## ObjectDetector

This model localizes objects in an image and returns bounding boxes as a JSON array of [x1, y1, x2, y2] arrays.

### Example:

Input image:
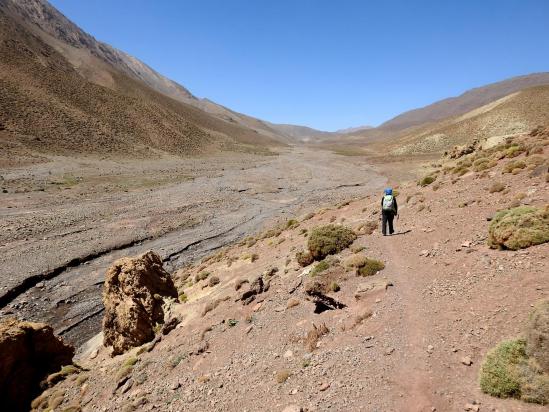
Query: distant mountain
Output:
[[379, 73, 549, 131], [265, 123, 336, 143], [336, 125, 373, 134]]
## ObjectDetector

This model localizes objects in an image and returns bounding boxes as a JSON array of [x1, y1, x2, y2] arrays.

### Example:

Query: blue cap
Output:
[[384, 188, 393, 195]]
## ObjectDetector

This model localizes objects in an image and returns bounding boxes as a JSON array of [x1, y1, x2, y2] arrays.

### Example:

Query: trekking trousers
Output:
[[382, 211, 395, 235]]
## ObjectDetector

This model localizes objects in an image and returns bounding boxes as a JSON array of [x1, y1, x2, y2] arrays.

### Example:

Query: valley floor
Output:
[[39, 143, 548, 412], [0, 147, 387, 346]]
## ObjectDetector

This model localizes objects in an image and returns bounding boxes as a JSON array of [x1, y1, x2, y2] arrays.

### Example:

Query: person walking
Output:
[[381, 188, 398, 235]]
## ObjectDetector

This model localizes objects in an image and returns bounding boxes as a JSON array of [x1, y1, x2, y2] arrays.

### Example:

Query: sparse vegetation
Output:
[[296, 250, 314, 267], [307, 224, 357, 260], [235, 278, 249, 290], [488, 205, 549, 250], [195, 271, 210, 282], [356, 258, 385, 277], [305, 323, 329, 352], [503, 160, 526, 174], [357, 220, 378, 235], [178, 292, 188, 303], [208, 276, 220, 287], [489, 182, 505, 193], [275, 369, 291, 383], [329, 281, 340, 292], [250, 253, 259, 262], [418, 174, 436, 187], [310, 260, 330, 276]]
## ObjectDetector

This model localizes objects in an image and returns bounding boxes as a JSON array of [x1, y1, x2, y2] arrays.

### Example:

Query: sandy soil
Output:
[[0, 147, 387, 346]]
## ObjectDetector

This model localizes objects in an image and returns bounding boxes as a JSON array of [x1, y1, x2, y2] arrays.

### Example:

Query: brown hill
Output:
[[381, 85, 549, 156], [379, 72, 549, 131]]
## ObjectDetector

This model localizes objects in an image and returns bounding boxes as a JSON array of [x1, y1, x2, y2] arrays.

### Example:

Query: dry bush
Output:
[[296, 250, 314, 267], [356, 258, 385, 277], [310, 259, 330, 276], [503, 160, 526, 174], [488, 205, 549, 250], [305, 323, 329, 352], [418, 175, 436, 187], [250, 253, 259, 262], [195, 271, 210, 282], [344, 254, 368, 269], [208, 276, 220, 287], [275, 369, 291, 383], [329, 281, 340, 292], [489, 182, 505, 193], [307, 224, 357, 260]]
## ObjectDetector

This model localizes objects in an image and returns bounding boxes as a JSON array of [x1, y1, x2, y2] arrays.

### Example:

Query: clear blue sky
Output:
[[49, 0, 549, 131]]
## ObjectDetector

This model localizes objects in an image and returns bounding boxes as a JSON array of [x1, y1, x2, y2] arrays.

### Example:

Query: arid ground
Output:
[[0, 147, 388, 346]]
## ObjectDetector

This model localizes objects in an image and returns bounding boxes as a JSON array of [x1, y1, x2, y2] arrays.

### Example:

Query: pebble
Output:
[[427, 345, 434, 354], [319, 382, 330, 391], [384, 347, 395, 355], [461, 356, 473, 366]]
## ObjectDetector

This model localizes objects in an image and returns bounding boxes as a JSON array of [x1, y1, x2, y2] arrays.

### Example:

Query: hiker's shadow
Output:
[[391, 229, 412, 236]]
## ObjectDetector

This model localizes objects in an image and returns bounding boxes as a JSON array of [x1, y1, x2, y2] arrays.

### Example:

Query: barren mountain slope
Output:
[[0, 5, 283, 166], [382, 85, 549, 156], [37, 129, 549, 412], [379, 72, 549, 131], [0, 0, 294, 143]]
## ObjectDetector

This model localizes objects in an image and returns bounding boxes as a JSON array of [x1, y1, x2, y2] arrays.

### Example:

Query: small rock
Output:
[[170, 380, 181, 390], [274, 305, 285, 312], [427, 345, 434, 354], [245, 325, 253, 334], [464, 403, 479, 411], [252, 302, 262, 312], [283, 350, 293, 359], [461, 356, 473, 366], [384, 347, 395, 355], [319, 382, 330, 391], [282, 405, 302, 412]]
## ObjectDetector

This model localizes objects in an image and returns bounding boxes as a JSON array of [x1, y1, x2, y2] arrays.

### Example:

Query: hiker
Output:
[[381, 188, 398, 235]]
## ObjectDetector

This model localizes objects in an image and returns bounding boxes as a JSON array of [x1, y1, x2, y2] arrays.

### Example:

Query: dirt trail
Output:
[[381, 235, 435, 411]]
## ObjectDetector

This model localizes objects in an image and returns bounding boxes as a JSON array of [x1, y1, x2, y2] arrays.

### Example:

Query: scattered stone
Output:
[[287, 298, 300, 309], [283, 350, 293, 358], [461, 356, 473, 366], [464, 403, 480, 411], [319, 382, 331, 391], [282, 405, 302, 412], [384, 347, 395, 355], [427, 345, 434, 354]]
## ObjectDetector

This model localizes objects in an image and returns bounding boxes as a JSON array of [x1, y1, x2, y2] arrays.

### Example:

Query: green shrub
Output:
[[178, 293, 188, 303], [526, 300, 549, 373], [418, 175, 436, 187], [208, 276, 220, 287], [488, 205, 549, 250], [307, 224, 357, 260], [356, 258, 385, 276], [310, 260, 330, 276], [480, 338, 549, 404], [505, 145, 525, 158], [480, 339, 527, 398], [329, 282, 340, 292]]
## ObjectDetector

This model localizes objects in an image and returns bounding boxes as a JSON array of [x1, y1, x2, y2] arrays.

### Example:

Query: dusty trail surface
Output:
[[0, 147, 386, 346]]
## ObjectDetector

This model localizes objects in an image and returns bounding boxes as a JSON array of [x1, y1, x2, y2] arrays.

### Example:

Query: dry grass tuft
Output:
[[489, 182, 505, 193], [275, 369, 291, 383], [296, 250, 314, 267], [305, 323, 329, 352]]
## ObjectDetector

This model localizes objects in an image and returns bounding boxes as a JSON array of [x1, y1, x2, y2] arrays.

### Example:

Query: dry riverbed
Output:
[[0, 147, 386, 347]]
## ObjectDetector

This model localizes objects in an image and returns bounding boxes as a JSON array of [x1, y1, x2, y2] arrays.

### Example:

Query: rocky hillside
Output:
[[0, 0, 285, 166], [19, 127, 548, 412], [379, 72, 549, 131]]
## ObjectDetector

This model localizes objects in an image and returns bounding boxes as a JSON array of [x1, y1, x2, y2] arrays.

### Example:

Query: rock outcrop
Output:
[[102, 251, 178, 355], [0, 318, 74, 412]]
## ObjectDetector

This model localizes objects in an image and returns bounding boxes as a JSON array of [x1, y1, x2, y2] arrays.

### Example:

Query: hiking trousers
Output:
[[382, 211, 395, 235]]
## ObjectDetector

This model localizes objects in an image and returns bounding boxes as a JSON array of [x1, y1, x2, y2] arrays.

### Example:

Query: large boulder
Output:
[[526, 299, 549, 373], [102, 251, 178, 355], [0, 318, 74, 412]]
